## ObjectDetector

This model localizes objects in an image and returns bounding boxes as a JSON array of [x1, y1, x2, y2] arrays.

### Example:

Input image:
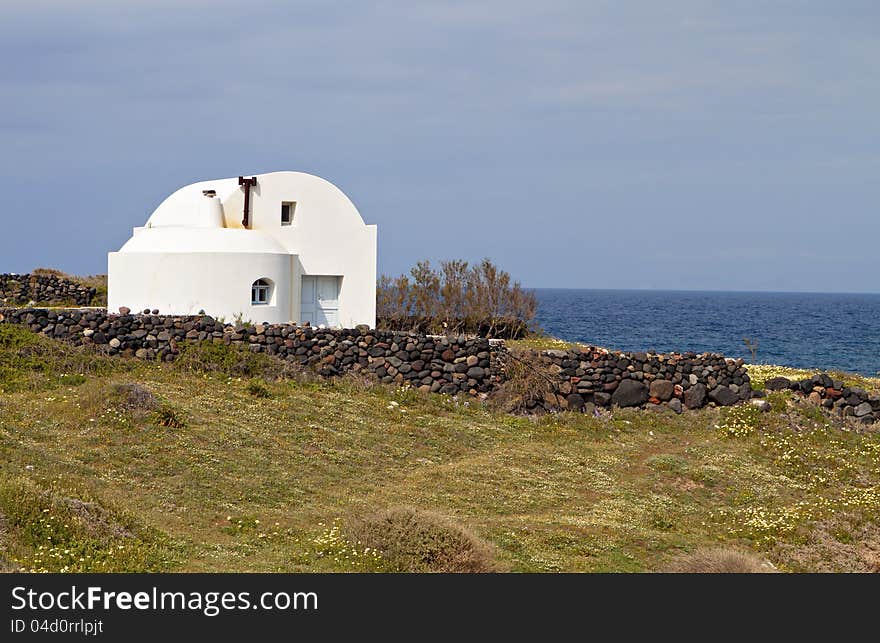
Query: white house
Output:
[[108, 171, 377, 327]]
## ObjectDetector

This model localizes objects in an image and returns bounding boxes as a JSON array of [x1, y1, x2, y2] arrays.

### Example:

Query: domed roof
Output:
[[145, 171, 366, 230], [118, 227, 288, 254]]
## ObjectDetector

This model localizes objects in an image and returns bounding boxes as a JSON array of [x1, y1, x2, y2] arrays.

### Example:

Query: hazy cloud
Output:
[[0, 0, 877, 291]]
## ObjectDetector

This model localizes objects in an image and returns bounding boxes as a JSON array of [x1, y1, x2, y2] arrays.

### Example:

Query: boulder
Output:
[[684, 383, 707, 409], [750, 399, 772, 412], [764, 377, 792, 391], [709, 385, 738, 406], [649, 379, 674, 401], [667, 398, 683, 414], [566, 393, 585, 411], [611, 380, 648, 408], [854, 402, 873, 418], [593, 392, 612, 407]]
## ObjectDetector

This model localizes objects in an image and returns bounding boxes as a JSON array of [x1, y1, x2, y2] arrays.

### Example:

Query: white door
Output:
[[300, 276, 340, 327]]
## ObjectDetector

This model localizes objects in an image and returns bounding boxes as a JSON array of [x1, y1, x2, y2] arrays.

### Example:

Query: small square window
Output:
[[281, 201, 296, 226]]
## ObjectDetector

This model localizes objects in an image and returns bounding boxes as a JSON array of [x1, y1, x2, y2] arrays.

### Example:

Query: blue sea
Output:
[[533, 289, 880, 376]]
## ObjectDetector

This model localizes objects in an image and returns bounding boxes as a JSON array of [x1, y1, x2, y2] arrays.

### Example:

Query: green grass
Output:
[[505, 335, 594, 352], [747, 363, 880, 391], [1, 325, 878, 572]]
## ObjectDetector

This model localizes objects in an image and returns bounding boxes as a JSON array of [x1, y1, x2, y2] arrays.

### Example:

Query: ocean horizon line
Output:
[[527, 286, 880, 297]]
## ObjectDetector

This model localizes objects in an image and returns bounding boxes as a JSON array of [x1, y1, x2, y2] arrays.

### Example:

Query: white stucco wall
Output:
[[108, 171, 377, 327], [108, 251, 292, 324]]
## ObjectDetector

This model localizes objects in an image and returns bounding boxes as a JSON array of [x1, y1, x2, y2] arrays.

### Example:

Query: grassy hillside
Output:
[[0, 324, 878, 572]]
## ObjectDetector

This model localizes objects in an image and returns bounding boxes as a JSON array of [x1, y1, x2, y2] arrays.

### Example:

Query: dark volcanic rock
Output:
[[764, 376, 792, 391], [611, 379, 648, 408], [684, 383, 707, 409], [649, 379, 675, 402], [593, 392, 612, 407], [709, 385, 738, 406], [566, 393, 585, 411]]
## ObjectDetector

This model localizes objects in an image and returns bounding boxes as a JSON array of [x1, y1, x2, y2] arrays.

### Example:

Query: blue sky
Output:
[[1, 1, 878, 292]]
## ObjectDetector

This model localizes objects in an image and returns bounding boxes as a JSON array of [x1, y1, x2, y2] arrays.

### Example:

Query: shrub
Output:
[[664, 548, 777, 573], [377, 258, 537, 338], [246, 379, 272, 398], [347, 507, 497, 573], [646, 454, 690, 475], [31, 267, 67, 278], [488, 349, 560, 414], [152, 405, 187, 429], [110, 383, 159, 412]]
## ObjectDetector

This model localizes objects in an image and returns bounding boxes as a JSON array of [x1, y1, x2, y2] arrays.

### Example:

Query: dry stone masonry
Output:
[[1, 307, 875, 424], [0, 273, 97, 307], [764, 374, 880, 426], [517, 347, 752, 414], [0, 308, 499, 395]]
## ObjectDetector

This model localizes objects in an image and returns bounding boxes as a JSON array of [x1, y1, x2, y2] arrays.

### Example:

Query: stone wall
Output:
[[764, 375, 880, 426], [0, 308, 500, 394], [0, 274, 97, 307], [3, 306, 874, 424], [515, 347, 752, 414], [0, 306, 755, 412]]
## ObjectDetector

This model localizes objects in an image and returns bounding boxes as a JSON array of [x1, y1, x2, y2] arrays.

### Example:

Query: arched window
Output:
[[251, 278, 272, 305]]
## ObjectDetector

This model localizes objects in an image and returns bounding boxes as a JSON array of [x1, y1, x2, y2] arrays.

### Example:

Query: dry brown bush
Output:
[[772, 522, 880, 572], [110, 383, 159, 412], [31, 267, 68, 278], [60, 497, 134, 540], [347, 506, 498, 573], [488, 349, 560, 414], [664, 548, 777, 573], [377, 258, 537, 338]]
